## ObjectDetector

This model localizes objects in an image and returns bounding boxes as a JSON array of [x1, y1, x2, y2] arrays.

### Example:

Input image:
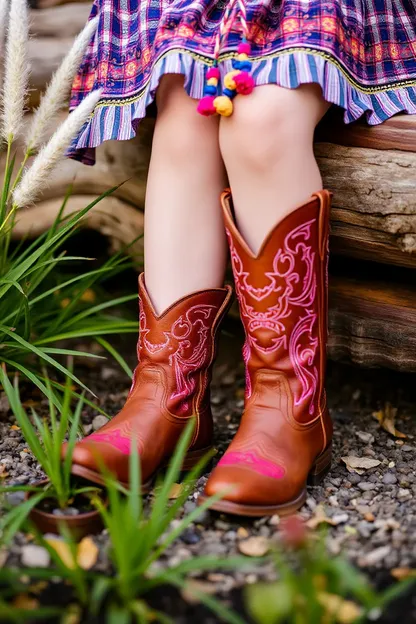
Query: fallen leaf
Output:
[[372, 403, 406, 439], [76, 537, 99, 570], [341, 456, 381, 475], [168, 483, 183, 499], [364, 512, 375, 522], [306, 505, 337, 529], [45, 537, 76, 569], [238, 536, 270, 557], [181, 579, 217, 604], [12, 594, 39, 610], [10, 425, 20, 431], [391, 567, 416, 581], [0, 465, 9, 479], [318, 592, 362, 624]]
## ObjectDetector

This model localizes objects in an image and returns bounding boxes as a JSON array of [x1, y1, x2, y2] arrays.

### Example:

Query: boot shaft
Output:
[[131, 274, 232, 418], [222, 191, 331, 423]]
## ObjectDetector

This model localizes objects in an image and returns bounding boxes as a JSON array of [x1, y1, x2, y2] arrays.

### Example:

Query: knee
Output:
[[219, 85, 323, 170], [155, 75, 219, 163]]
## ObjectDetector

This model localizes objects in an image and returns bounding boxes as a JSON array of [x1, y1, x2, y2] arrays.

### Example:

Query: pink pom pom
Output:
[[206, 67, 220, 80], [234, 72, 255, 95], [197, 95, 217, 116], [237, 42, 251, 55]]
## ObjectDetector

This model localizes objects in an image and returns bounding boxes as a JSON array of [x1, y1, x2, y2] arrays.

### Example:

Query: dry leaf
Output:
[[391, 567, 416, 581], [181, 579, 217, 604], [10, 425, 20, 431], [45, 537, 76, 569], [341, 456, 381, 475], [76, 537, 99, 570], [12, 594, 40, 610], [168, 483, 183, 499], [238, 536, 270, 557], [306, 505, 337, 529], [372, 403, 406, 439], [0, 465, 9, 479], [318, 592, 362, 624]]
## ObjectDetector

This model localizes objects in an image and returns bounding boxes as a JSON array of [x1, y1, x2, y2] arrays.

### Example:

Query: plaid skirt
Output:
[[68, 0, 416, 165]]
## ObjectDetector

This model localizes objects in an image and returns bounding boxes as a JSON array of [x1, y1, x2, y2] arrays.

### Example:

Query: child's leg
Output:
[[145, 75, 228, 314], [219, 83, 330, 253]]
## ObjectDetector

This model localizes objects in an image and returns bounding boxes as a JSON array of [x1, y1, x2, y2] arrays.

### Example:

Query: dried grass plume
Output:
[[0, 0, 9, 84], [1, 0, 30, 141], [13, 89, 102, 208], [26, 16, 99, 152]]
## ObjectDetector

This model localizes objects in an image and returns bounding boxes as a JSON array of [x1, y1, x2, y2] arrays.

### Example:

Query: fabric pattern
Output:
[[68, 0, 416, 164]]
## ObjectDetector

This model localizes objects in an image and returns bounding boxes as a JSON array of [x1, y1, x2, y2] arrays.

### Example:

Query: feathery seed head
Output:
[[1, 0, 30, 142], [13, 89, 102, 207], [26, 16, 99, 151]]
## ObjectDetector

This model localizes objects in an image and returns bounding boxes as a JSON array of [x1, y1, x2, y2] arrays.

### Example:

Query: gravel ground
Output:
[[1, 328, 415, 620]]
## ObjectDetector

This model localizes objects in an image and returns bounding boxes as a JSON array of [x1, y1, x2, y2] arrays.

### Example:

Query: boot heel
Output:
[[308, 444, 332, 486], [181, 445, 214, 472]]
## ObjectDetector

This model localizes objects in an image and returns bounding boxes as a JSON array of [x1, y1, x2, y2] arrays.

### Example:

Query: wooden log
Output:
[[317, 108, 416, 153], [30, 4, 90, 38], [328, 276, 416, 372], [317, 143, 416, 268]]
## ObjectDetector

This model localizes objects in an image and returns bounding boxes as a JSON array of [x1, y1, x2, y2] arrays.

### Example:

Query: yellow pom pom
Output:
[[214, 95, 233, 117], [238, 53, 248, 61], [224, 70, 240, 90], [207, 77, 218, 86]]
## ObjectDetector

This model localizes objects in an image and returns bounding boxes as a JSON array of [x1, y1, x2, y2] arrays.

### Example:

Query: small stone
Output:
[[358, 482, 377, 492], [359, 546, 391, 567], [356, 431, 375, 445], [6, 491, 25, 507], [92, 415, 108, 431], [184, 501, 197, 514], [331, 513, 349, 525], [306, 497, 317, 511], [382, 472, 397, 485], [21, 545, 50, 568], [214, 520, 229, 531], [401, 445, 414, 452], [328, 496, 339, 507], [52, 507, 79, 517], [348, 473, 362, 485], [398, 488, 411, 498], [180, 529, 200, 545], [238, 536, 270, 557], [237, 527, 249, 539], [269, 515, 280, 526]]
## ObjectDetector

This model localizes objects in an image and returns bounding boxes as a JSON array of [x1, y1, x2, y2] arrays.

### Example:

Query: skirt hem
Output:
[[67, 49, 416, 165]]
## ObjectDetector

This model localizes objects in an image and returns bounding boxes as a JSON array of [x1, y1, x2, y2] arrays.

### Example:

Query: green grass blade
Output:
[[96, 337, 134, 378]]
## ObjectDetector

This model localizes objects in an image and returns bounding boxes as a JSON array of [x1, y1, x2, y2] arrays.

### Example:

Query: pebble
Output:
[[359, 545, 391, 567], [92, 415, 109, 431], [21, 545, 50, 568], [382, 472, 397, 485], [356, 431, 375, 445], [180, 529, 201, 545], [52, 507, 79, 517], [358, 482, 378, 491]]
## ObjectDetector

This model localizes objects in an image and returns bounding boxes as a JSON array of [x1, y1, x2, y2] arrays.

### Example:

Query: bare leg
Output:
[[219, 83, 330, 254], [145, 75, 227, 314]]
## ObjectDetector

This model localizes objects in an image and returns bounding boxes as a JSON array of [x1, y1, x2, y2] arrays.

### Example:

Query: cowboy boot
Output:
[[202, 190, 332, 516], [65, 274, 232, 489]]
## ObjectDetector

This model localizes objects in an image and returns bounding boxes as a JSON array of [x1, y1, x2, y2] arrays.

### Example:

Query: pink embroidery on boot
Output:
[[87, 430, 135, 455], [226, 218, 319, 412], [138, 301, 218, 414], [218, 451, 286, 479]]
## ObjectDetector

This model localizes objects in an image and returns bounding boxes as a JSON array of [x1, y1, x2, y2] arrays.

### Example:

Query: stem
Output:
[[10, 148, 32, 196], [0, 137, 12, 223]]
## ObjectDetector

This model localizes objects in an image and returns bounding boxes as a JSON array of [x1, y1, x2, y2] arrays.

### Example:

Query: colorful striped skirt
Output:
[[68, 0, 416, 165]]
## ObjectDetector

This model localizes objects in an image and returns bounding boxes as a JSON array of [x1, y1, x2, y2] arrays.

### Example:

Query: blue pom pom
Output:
[[238, 61, 252, 71], [223, 88, 236, 98], [204, 85, 217, 96], [232, 60, 242, 70]]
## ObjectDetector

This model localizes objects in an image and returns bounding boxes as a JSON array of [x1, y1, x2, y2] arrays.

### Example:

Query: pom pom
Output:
[[237, 53, 249, 61], [224, 70, 240, 90], [204, 84, 217, 96], [238, 42, 251, 55], [232, 59, 242, 70], [223, 87, 236, 98], [207, 77, 218, 87], [206, 67, 220, 80], [197, 96, 217, 116], [214, 95, 233, 117], [234, 71, 255, 95], [238, 60, 252, 72]]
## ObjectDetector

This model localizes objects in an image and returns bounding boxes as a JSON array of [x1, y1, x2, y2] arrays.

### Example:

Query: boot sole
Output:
[[198, 444, 332, 517], [70, 445, 213, 494]]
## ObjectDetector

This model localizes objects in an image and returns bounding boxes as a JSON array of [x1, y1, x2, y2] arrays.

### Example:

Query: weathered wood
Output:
[[30, 0, 89, 9], [317, 143, 416, 268], [30, 4, 90, 38], [29, 37, 73, 96], [316, 109, 416, 153], [12, 195, 145, 261], [328, 276, 416, 372]]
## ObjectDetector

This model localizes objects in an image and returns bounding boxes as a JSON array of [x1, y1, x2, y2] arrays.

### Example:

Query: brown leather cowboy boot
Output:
[[201, 190, 332, 516], [65, 274, 232, 489]]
